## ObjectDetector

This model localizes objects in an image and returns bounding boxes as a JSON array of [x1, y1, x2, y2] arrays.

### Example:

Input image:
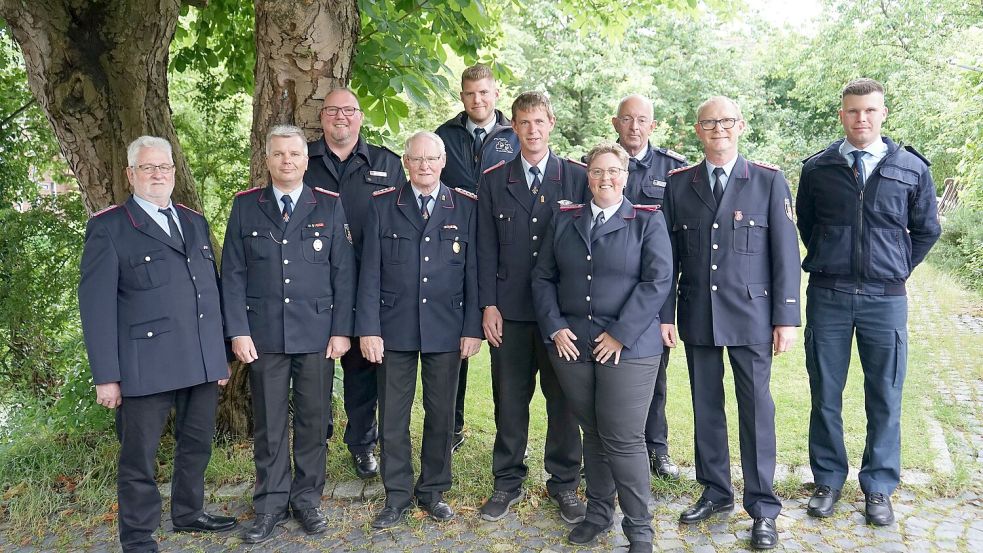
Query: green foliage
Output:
[[928, 207, 983, 292]]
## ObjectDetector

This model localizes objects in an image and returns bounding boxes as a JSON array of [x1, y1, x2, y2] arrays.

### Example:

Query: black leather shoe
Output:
[[418, 499, 454, 522], [567, 520, 613, 545], [750, 517, 778, 550], [241, 511, 287, 544], [371, 505, 409, 529], [451, 430, 466, 453], [806, 485, 841, 518], [649, 451, 680, 480], [678, 497, 734, 524], [628, 541, 654, 553], [172, 512, 238, 533], [294, 507, 327, 535], [865, 492, 895, 526], [352, 451, 379, 479]]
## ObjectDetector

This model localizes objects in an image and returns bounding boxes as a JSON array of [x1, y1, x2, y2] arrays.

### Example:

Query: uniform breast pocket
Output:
[[242, 228, 273, 260], [673, 219, 701, 257], [874, 166, 917, 216], [382, 228, 411, 264], [639, 183, 665, 204], [301, 228, 330, 263], [200, 245, 216, 266], [495, 208, 516, 245], [128, 250, 170, 289], [733, 213, 768, 255], [440, 229, 467, 265]]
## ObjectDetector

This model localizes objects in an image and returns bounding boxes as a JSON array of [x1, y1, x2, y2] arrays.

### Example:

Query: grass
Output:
[[2, 261, 981, 542]]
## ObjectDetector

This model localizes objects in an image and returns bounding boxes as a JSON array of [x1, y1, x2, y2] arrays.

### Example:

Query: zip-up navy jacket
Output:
[[797, 137, 941, 296], [435, 109, 519, 192]]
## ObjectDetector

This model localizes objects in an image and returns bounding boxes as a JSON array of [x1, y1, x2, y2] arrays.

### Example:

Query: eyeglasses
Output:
[[322, 106, 360, 117], [698, 118, 740, 130], [133, 163, 176, 175], [588, 167, 628, 179], [617, 116, 651, 126], [405, 155, 443, 165]]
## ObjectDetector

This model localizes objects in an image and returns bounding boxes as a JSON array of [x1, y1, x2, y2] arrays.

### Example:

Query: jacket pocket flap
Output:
[[879, 165, 919, 185], [496, 208, 515, 220], [439, 229, 469, 242], [200, 246, 215, 260], [382, 228, 410, 240], [640, 184, 666, 198], [129, 249, 165, 267], [452, 293, 464, 309], [747, 283, 770, 298], [302, 228, 329, 239], [733, 213, 769, 228], [241, 227, 268, 239], [130, 317, 172, 339], [316, 295, 334, 312], [380, 291, 397, 307], [673, 218, 700, 232]]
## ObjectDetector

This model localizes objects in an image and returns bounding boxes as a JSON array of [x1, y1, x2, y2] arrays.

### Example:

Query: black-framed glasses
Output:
[[321, 106, 360, 117], [588, 167, 628, 179], [698, 118, 740, 130], [133, 163, 176, 175]]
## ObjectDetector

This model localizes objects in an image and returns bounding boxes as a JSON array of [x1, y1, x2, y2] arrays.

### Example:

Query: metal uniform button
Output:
[[586, 255, 591, 261], [282, 239, 288, 244], [284, 298, 290, 303], [251, 231, 258, 236], [750, 220, 755, 226], [424, 256, 430, 262], [422, 298, 427, 304], [283, 259, 289, 264], [285, 278, 290, 284], [199, 313, 204, 318], [711, 285, 718, 291], [532, 235, 538, 241], [187, 258, 191, 263], [587, 315, 592, 320], [422, 277, 428, 282], [682, 224, 688, 230], [197, 294, 201, 299], [712, 244, 719, 250], [147, 331, 153, 338], [314, 231, 320, 237], [192, 276, 196, 281], [532, 217, 538, 223], [392, 233, 397, 238], [532, 252, 538, 257], [586, 296, 591, 301], [713, 223, 719, 229], [425, 237, 430, 242], [144, 256, 151, 262], [712, 264, 718, 270], [587, 275, 592, 280]]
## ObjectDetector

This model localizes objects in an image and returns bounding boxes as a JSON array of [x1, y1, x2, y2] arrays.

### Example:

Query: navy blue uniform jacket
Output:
[[435, 109, 519, 192], [78, 197, 228, 397], [531, 200, 673, 360], [624, 142, 688, 206], [477, 153, 589, 321], [221, 184, 356, 354], [659, 157, 802, 346], [305, 137, 406, 263], [796, 137, 941, 296], [355, 183, 482, 353]]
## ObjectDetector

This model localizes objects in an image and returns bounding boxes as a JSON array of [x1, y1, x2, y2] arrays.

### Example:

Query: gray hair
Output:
[[265, 124, 308, 156], [696, 95, 744, 121], [403, 131, 446, 156], [585, 141, 629, 169], [616, 94, 654, 117], [127, 136, 172, 167]]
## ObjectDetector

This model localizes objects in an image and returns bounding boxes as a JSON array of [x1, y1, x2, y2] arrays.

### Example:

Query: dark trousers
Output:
[[116, 381, 217, 553], [489, 319, 582, 495], [339, 342, 379, 454], [686, 343, 781, 519], [454, 358, 469, 433], [250, 352, 333, 514], [805, 285, 908, 495], [378, 349, 460, 508], [549, 350, 659, 544], [644, 346, 672, 455]]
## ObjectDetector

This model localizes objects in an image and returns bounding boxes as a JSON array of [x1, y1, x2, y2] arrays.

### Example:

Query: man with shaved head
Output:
[[610, 93, 687, 479], [305, 87, 406, 481], [660, 96, 801, 550]]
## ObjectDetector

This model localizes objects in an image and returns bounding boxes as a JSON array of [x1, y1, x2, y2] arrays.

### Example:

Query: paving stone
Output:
[[331, 480, 363, 500]]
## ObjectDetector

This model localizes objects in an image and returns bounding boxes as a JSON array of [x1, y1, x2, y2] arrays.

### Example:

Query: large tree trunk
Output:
[[0, 0, 202, 214], [215, 0, 360, 437]]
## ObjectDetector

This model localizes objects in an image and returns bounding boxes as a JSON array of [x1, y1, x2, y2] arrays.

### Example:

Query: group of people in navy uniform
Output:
[[79, 69, 939, 552]]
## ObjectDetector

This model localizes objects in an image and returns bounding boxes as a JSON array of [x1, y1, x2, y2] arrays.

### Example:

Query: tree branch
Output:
[[182, 0, 208, 8], [0, 98, 37, 131]]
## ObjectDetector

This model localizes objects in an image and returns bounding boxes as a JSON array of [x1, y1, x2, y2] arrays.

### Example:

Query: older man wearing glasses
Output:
[[356, 131, 482, 529], [659, 96, 801, 550]]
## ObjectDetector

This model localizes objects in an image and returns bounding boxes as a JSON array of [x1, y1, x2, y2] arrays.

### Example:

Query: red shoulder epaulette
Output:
[[567, 158, 587, 168], [559, 203, 585, 212], [235, 186, 263, 197], [452, 187, 478, 200], [483, 160, 507, 174], [313, 186, 340, 197], [372, 186, 397, 197], [176, 203, 202, 216], [92, 204, 120, 217], [633, 204, 661, 212], [667, 164, 697, 177], [664, 149, 686, 163], [751, 160, 781, 171]]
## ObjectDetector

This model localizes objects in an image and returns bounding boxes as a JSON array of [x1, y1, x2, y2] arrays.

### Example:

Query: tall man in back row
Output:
[[610, 93, 688, 479], [435, 64, 519, 451], [306, 87, 406, 479], [476, 91, 586, 524], [660, 96, 801, 550], [79, 136, 237, 552], [797, 78, 941, 526]]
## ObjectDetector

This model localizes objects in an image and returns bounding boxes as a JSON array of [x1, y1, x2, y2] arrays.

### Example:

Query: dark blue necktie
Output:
[[591, 211, 605, 240], [281, 195, 293, 223], [158, 207, 184, 246], [529, 165, 542, 197], [851, 150, 866, 189], [473, 127, 486, 161], [419, 194, 432, 220]]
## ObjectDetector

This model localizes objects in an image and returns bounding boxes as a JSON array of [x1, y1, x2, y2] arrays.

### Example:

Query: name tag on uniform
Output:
[[652, 179, 666, 187], [313, 239, 323, 252], [369, 170, 388, 177]]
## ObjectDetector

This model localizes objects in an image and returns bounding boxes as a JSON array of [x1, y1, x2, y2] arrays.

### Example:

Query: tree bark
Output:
[[0, 0, 203, 214], [249, 0, 359, 187]]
